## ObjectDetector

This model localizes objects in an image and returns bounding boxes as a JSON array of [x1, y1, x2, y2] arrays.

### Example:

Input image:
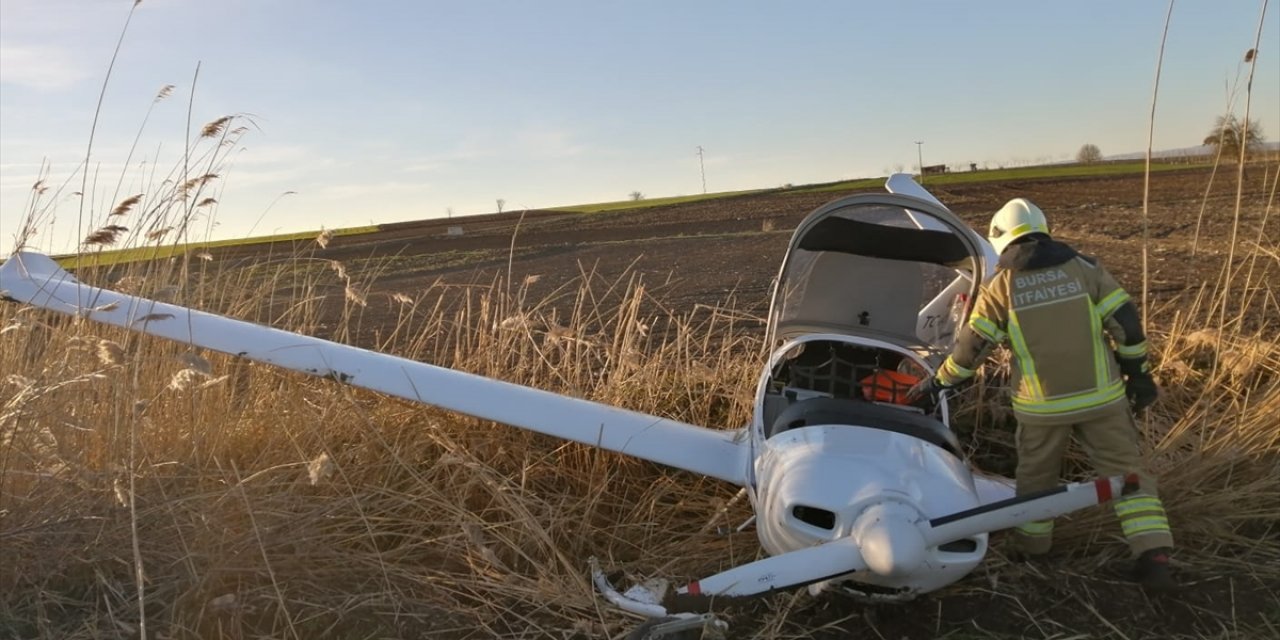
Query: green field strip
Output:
[[546, 188, 770, 214], [791, 161, 1210, 194], [50, 161, 1213, 268], [54, 224, 381, 268]]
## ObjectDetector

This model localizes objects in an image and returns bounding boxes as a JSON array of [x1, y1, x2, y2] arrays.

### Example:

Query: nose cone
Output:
[[851, 502, 927, 578]]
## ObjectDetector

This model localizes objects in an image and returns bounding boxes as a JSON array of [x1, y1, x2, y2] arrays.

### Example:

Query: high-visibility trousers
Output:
[[1011, 400, 1174, 556]]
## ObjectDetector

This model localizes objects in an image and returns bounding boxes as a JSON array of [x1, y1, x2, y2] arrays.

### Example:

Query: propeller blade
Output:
[[593, 537, 867, 616], [926, 474, 1139, 546], [667, 535, 866, 611]]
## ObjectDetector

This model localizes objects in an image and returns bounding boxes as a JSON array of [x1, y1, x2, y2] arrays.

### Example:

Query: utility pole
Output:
[[696, 146, 707, 194], [914, 141, 925, 184]]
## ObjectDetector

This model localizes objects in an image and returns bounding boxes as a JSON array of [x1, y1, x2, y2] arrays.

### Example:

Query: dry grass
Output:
[[0, 255, 765, 639], [2, 234, 1279, 638], [4, 113, 1280, 635], [2, 5, 1276, 630]]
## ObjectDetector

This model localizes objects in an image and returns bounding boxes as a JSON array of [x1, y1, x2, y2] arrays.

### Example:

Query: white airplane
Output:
[[0, 176, 1138, 637]]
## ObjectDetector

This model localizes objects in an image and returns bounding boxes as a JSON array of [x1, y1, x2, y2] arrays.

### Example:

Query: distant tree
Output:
[[629, 191, 645, 201], [1076, 143, 1103, 164], [1204, 115, 1266, 161], [496, 198, 505, 213]]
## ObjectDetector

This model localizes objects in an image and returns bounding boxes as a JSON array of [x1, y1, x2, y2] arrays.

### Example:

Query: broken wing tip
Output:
[[3, 251, 72, 282]]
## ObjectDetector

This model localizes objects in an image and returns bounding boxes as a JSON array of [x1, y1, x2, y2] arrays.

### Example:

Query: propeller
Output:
[[596, 474, 1137, 616], [925, 474, 1139, 546], [593, 536, 868, 617]]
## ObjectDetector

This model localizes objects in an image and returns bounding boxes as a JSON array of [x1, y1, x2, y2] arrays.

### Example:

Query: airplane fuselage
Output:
[[751, 426, 987, 597], [745, 334, 988, 598]]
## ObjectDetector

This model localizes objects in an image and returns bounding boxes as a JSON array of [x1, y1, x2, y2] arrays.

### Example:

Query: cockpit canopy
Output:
[[767, 193, 990, 359]]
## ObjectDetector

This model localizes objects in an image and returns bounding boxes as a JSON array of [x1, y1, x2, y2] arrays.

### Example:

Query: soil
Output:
[[180, 166, 1280, 638], [212, 165, 1276, 335], [731, 557, 1280, 639]]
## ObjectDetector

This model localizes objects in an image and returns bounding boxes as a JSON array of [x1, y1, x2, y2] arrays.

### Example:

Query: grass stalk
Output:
[[1141, 0, 1176, 321]]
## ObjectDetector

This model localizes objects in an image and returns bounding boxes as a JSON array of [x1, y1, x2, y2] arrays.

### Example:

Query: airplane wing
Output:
[[0, 252, 750, 485]]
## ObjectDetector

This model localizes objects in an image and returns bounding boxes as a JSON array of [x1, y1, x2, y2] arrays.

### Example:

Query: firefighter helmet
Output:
[[988, 198, 1050, 255]]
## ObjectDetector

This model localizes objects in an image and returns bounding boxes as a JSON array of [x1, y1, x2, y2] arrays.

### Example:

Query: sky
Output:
[[0, 0, 1276, 256]]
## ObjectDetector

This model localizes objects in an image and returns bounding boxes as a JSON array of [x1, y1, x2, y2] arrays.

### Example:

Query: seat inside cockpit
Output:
[[762, 339, 961, 455]]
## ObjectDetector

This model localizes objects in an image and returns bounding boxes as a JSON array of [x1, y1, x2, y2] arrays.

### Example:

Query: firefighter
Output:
[[908, 198, 1175, 592]]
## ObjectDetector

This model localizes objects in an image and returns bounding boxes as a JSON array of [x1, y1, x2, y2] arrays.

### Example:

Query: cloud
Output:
[[402, 160, 446, 174], [313, 180, 431, 200], [0, 44, 91, 90], [514, 127, 588, 159]]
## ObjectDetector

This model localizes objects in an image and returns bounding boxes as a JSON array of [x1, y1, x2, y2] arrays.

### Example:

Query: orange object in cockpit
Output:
[[860, 370, 920, 404]]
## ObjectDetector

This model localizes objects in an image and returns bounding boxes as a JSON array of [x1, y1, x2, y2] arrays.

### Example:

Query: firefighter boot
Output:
[[1133, 547, 1176, 593]]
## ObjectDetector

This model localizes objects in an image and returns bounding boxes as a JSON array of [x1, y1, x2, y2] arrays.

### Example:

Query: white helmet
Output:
[[988, 198, 1049, 255]]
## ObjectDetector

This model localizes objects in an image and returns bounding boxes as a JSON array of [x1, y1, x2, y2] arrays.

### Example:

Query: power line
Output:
[[696, 146, 707, 194], [914, 141, 925, 184]]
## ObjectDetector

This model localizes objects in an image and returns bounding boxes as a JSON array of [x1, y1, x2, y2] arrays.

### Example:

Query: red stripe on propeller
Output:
[[1094, 478, 1113, 503]]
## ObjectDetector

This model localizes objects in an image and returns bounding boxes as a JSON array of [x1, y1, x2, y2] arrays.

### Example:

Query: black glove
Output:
[[906, 377, 947, 412], [1126, 373, 1158, 413], [1117, 355, 1150, 378]]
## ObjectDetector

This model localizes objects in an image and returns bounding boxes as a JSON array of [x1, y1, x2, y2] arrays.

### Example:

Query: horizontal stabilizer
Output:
[[885, 173, 999, 272], [885, 172, 947, 209]]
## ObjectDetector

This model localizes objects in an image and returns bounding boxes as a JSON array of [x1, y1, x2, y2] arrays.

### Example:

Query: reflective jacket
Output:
[[937, 237, 1149, 425]]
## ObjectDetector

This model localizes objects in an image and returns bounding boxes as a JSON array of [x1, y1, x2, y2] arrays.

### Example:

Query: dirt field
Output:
[[212, 165, 1275, 335], [10, 166, 1274, 639], [193, 166, 1278, 638]]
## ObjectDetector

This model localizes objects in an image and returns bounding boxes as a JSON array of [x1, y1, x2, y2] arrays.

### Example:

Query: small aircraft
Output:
[[0, 176, 1137, 637]]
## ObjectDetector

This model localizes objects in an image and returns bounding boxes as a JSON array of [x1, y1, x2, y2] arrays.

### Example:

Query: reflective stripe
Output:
[[1016, 520, 1054, 536], [939, 356, 976, 386], [969, 315, 1006, 343], [1011, 380, 1126, 415], [1114, 496, 1164, 517], [1115, 493, 1171, 539], [1009, 290, 1124, 415], [1012, 381, 1126, 414], [1008, 222, 1049, 238], [1000, 269, 1130, 417], [1116, 341, 1148, 358], [1005, 308, 1045, 401], [1089, 298, 1110, 390], [1096, 288, 1130, 319], [1120, 515, 1171, 537]]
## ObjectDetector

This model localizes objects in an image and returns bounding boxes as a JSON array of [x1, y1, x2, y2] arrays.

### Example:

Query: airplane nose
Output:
[[850, 502, 927, 578]]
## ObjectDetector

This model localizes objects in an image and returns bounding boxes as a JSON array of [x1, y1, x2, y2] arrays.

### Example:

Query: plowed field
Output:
[[215, 165, 1274, 333], [59, 165, 1276, 639]]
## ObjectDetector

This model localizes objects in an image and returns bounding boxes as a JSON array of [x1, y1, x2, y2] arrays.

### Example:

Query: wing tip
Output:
[[1, 251, 75, 290]]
